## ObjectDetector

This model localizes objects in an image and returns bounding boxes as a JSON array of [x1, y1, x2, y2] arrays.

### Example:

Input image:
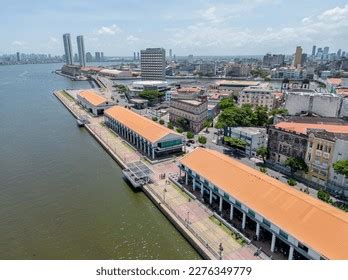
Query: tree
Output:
[[270, 108, 288, 116], [253, 106, 269, 126], [333, 160, 348, 177], [152, 116, 158, 121], [203, 119, 211, 132], [167, 122, 174, 129], [285, 157, 308, 174], [287, 178, 297, 186], [219, 97, 235, 110], [176, 127, 184, 133], [176, 117, 190, 131], [256, 146, 269, 162], [317, 189, 332, 203], [198, 136, 207, 145], [224, 136, 247, 149], [139, 90, 164, 103], [159, 119, 165, 125], [186, 131, 194, 140]]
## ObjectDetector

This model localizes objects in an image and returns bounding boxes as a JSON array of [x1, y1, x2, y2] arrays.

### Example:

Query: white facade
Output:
[[129, 80, 169, 97], [225, 127, 267, 157], [238, 83, 275, 110], [328, 139, 348, 197], [284, 89, 342, 117]]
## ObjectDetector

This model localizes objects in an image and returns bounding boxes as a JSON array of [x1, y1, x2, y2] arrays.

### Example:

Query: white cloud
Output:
[[49, 37, 58, 43], [126, 35, 139, 42], [12, 40, 26, 46], [169, 4, 348, 54], [97, 24, 121, 35]]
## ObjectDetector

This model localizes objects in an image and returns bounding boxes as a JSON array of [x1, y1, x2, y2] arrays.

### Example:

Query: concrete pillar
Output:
[[152, 148, 155, 159], [209, 189, 213, 204], [242, 212, 246, 229], [219, 196, 223, 212], [192, 179, 196, 191], [229, 204, 234, 221], [271, 233, 276, 252], [185, 172, 188, 185], [288, 245, 294, 260], [147, 144, 150, 157], [200, 184, 204, 196], [256, 222, 260, 240]]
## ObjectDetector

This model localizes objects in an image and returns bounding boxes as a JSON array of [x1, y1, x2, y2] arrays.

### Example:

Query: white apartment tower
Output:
[[140, 48, 166, 80]]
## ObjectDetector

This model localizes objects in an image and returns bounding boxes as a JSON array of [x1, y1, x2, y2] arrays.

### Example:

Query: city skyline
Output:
[[1, 0, 348, 56]]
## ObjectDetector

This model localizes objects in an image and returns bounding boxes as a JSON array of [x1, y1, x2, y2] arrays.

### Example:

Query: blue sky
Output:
[[1, 0, 348, 56]]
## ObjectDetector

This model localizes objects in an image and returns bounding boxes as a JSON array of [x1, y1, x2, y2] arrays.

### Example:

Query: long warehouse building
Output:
[[179, 148, 348, 260], [104, 106, 184, 159]]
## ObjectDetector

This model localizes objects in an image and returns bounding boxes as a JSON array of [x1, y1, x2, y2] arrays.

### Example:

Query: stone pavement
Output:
[[55, 90, 263, 260]]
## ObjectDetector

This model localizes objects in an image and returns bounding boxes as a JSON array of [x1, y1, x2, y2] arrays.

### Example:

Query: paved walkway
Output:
[[55, 90, 263, 260]]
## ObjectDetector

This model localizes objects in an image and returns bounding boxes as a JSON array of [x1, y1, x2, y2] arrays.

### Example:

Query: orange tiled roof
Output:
[[180, 148, 348, 259], [327, 78, 342, 87], [105, 106, 182, 143], [275, 122, 348, 135], [78, 90, 107, 106]]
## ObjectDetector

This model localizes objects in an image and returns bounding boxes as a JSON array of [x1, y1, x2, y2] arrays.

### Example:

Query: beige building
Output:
[[169, 98, 208, 133], [237, 83, 275, 110], [294, 46, 303, 68]]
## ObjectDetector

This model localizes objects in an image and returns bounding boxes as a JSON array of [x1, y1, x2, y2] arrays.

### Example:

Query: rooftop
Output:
[[104, 106, 182, 143], [275, 122, 348, 135], [78, 90, 107, 106], [132, 80, 168, 87], [180, 148, 348, 260], [177, 87, 203, 94], [216, 80, 260, 87]]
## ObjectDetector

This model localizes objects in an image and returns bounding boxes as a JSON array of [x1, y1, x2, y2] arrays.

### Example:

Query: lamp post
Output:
[[219, 243, 224, 260], [163, 187, 167, 202]]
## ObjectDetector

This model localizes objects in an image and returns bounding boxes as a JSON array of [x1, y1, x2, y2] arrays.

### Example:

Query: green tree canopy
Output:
[[186, 131, 194, 139], [139, 90, 164, 102], [285, 157, 308, 174], [270, 108, 288, 116], [333, 160, 348, 177], [219, 97, 235, 110], [198, 136, 207, 145], [256, 146, 269, 162], [167, 122, 174, 129], [224, 136, 247, 149], [159, 119, 165, 125]]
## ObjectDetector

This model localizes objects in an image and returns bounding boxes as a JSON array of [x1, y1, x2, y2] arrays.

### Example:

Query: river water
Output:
[[0, 63, 200, 259]]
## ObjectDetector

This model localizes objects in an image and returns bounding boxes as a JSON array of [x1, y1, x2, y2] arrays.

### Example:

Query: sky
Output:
[[1, 0, 348, 56]]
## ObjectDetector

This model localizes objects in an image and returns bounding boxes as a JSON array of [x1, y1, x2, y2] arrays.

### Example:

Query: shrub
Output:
[[176, 127, 184, 133], [259, 167, 267, 174], [159, 119, 165, 125], [186, 131, 194, 139], [198, 136, 207, 145], [152, 116, 158, 122], [167, 122, 174, 129], [287, 178, 297, 186]]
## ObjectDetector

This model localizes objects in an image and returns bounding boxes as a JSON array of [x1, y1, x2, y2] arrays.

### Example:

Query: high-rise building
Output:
[[140, 48, 166, 80], [324, 46, 330, 55], [16, 52, 20, 62], [137, 52, 140, 61], [101, 52, 104, 61], [294, 46, 302, 67], [337, 49, 342, 58], [95, 52, 101, 62], [312, 45, 316, 57], [76, 35, 86, 67], [86, 52, 93, 62], [133, 52, 136, 61], [169, 49, 172, 59], [301, 53, 308, 66], [74, 53, 78, 63], [63, 33, 73, 65]]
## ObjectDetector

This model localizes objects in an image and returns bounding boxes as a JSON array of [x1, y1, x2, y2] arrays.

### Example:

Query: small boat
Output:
[[77, 117, 89, 127]]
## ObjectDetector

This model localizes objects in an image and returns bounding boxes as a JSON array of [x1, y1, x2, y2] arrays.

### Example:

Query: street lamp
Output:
[[163, 187, 167, 202], [219, 243, 224, 260], [186, 211, 190, 226]]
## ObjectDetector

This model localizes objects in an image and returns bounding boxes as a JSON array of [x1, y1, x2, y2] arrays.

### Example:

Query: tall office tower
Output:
[[323, 46, 330, 55], [76, 35, 86, 67], [95, 52, 101, 62], [301, 53, 308, 66], [133, 52, 136, 61], [16, 52, 20, 62], [63, 33, 73, 65], [74, 53, 78, 63], [169, 49, 172, 59], [101, 52, 104, 61], [294, 46, 303, 67], [137, 52, 140, 60], [337, 49, 342, 58], [86, 52, 93, 62], [140, 48, 166, 80], [312, 45, 316, 57], [342, 51, 346, 58]]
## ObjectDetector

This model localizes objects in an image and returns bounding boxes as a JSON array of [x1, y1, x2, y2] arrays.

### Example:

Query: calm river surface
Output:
[[0, 63, 200, 259]]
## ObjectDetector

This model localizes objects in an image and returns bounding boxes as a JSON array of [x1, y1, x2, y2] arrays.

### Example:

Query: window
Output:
[[236, 200, 242, 207], [248, 209, 255, 217], [263, 219, 271, 227], [279, 230, 288, 240], [224, 193, 229, 200], [298, 242, 308, 253]]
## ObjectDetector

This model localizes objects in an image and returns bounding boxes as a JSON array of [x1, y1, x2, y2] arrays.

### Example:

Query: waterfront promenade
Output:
[[54, 90, 263, 260]]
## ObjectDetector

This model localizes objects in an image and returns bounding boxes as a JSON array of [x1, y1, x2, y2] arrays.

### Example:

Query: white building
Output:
[[77, 90, 112, 116], [129, 80, 169, 97], [238, 83, 275, 110], [99, 69, 132, 78], [224, 127, 267, 157], [140, 48, 166, 80], [284, 89, 342, 117]]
